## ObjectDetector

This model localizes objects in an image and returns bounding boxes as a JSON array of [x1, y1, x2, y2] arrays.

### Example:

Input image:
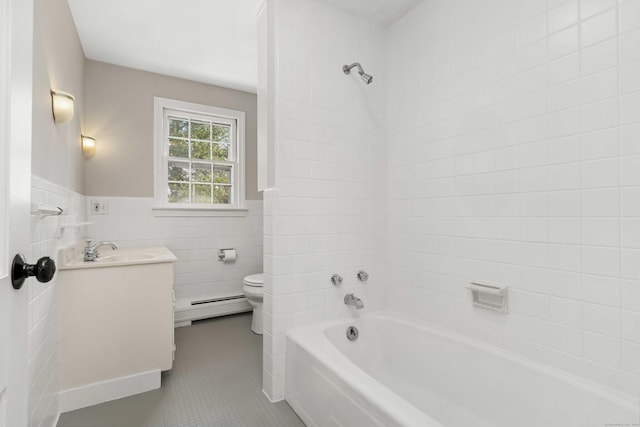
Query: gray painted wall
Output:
[[32, 0, 85, 193], [84, 60, 261, 199], [29, 0, 85, 424]]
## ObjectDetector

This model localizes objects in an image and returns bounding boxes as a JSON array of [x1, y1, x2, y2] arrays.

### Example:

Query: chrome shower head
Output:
[[343, 62, 373, 85]]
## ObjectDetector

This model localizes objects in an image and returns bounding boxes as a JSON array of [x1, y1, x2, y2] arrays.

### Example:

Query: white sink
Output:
[[59, 246, 177, 270], [97, 253, 157, 264]]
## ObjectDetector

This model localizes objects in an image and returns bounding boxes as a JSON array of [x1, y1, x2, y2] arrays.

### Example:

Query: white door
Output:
[[0, 0, 35, 425]]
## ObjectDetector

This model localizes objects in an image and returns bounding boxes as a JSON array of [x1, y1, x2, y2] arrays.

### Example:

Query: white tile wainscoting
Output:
[[30, 175, 86, 427], [85, 198, 263, 306]]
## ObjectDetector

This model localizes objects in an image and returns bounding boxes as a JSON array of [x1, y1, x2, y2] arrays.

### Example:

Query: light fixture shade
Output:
[[51, 90, 75, 124], [81, 135, 96, 158]]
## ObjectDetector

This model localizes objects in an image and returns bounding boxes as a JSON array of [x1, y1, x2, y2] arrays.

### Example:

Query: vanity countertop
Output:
[[59, 245, 177, 270]]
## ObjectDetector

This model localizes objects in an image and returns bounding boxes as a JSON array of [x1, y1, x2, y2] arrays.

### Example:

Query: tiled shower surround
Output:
[[263, 0, 640, 402], [387, 0, 640, 397]]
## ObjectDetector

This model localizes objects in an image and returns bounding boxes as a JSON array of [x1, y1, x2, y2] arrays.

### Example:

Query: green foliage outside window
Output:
[[167, 116, 233, 204]]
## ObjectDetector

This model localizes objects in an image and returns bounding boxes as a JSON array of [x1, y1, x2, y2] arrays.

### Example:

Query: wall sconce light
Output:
[[51, 90, 75, 124], [81, 135, 96, 158]]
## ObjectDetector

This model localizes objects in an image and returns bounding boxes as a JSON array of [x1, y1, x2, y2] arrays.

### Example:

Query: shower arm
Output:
[[343, 63, 365, 75]]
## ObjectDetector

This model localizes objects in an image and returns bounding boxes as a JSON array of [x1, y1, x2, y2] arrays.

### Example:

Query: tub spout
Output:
[[344, 293, 364, 309]]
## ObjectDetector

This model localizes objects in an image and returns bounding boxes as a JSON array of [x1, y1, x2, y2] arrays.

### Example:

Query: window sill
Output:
[[152, 206, 249, 217]]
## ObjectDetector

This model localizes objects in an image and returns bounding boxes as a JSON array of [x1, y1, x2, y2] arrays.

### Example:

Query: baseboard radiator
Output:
[[174, 291, 251, 327]]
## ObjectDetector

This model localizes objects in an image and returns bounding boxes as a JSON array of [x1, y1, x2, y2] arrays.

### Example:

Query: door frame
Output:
[[0, 0, 9, 419], [0, 0, 35, 425]]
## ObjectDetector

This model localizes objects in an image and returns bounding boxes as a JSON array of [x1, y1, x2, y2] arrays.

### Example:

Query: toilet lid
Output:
[[243, 273, 264, 286]]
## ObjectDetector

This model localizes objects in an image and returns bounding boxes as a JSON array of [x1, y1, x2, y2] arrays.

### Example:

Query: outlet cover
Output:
[[90, 200, 108, 215]]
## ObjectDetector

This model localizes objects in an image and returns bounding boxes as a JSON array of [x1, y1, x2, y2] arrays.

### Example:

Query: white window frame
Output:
[[153, 97, 246, 216]]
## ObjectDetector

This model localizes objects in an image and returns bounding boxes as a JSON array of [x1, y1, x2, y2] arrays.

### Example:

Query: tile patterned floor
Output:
[[57, 314, 305, 427]]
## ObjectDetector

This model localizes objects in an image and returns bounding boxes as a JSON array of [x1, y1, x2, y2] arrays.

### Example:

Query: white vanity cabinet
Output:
[[58, 246, 176, 411]]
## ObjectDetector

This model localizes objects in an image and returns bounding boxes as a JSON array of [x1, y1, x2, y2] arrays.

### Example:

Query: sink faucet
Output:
[[84, 239, 118, 261], [344, 293, 364, 310]]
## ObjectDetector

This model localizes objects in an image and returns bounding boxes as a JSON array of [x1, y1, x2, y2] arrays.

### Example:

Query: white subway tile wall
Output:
[[86, 198, 263, 301], [29, 175, 86, 427], [387, 0, 640, 397], [263, 0, 388, 400]]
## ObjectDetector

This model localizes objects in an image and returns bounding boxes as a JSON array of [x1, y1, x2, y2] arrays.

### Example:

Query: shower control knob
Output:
[[11, 254, 56, 290], [330, 274, 343, 286]]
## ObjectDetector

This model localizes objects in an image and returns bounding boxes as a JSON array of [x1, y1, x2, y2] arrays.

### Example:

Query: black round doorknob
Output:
[[11, 254, 56, 290]]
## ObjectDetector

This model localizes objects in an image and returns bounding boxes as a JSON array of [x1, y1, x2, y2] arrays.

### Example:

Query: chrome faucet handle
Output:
[[83, 238, 98, 261], [331, 274, 343, 286], [357, 270, 369, 282]]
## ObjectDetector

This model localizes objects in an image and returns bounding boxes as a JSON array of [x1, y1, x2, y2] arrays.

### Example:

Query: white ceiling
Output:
[[317, 0, 423, 27], [66, 0, 260, 93], [66, 0, 422, 94]]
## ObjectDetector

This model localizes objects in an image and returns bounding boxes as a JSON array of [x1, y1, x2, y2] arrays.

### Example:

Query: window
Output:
[[154, 98, 246, 215]]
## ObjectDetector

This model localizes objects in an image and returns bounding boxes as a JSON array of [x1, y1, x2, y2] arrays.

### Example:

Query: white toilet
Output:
[[243, 273, 264, 334]]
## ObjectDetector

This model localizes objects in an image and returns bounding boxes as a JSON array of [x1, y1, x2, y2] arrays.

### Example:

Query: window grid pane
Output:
[[191, 141, 211, 160], [192, 183, 212, 204], [213, 185, 231, 204], [191, 120, 211, 141], [169, 139, 188, 158], [168, 182, 190, 203], [213, 165, 232, 184], [168, 117, 189, 138], [191, 162, 212, 183], [212, 143, 230, 161]]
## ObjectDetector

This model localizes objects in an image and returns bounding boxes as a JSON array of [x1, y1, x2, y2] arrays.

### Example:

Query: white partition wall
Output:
[[261, 0, 388, 401]]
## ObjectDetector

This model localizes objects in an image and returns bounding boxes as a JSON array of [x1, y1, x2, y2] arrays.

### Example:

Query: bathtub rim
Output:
[[286, 310, 639, 424], [286, 312, 443, 427]]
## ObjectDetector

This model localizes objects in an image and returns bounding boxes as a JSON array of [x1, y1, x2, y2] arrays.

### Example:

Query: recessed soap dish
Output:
[[466, 281, 508, 314]]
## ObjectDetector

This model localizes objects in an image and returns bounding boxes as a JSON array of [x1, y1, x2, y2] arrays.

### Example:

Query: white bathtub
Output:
[[286, 311, 639, 427]]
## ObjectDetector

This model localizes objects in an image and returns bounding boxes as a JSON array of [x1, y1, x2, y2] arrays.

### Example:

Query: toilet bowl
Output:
[[243, 273, 264, 334]]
